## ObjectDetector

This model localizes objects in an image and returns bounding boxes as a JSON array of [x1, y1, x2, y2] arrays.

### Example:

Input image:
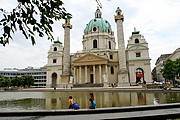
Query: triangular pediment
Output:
[[73, 54, 108, 66]]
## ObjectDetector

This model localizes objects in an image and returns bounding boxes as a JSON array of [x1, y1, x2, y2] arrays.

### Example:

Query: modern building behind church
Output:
[[45, 7, 152, 88]]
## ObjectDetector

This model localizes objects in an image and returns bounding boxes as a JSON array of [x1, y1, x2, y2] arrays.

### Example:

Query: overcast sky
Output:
[[0, 0, 180, 70]]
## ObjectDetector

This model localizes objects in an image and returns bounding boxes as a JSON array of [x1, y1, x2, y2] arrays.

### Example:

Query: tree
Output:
[[0, 75, 10, 87], [161, 59, 180, 86], [21, 75, 34, 87], [174, 58, 180, 80], [10, 76, 23, 87], [0, 0, 72, 46]]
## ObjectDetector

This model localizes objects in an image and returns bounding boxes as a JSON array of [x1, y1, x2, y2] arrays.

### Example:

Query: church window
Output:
[[110, 55, 113, 59], [93, 40, 97, 48], [54, 47, 57, 51], [136, 53, 141, 57], [53, 59, 57, 63], [111, 67, 114, 74], [135, 38, 139, 43], [93, 27, 97, 32], [107, 28, 110, 33], [109, 41, 111, 49]]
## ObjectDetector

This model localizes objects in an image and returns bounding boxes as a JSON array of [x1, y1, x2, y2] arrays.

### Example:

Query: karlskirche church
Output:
[[45, 7, 152, 88]]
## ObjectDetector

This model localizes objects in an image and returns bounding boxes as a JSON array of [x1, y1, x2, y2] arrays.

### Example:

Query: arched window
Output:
[[93, 40, 97, 48], [93, 27, 97, 32], [107, 28, 110, 33], [135, 39, 139, 43], [54, 47, 57, 51], [109, 41, 111, 49]]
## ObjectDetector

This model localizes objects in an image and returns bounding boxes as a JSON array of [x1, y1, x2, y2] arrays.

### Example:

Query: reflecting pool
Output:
[[0, 91, 180, 111]]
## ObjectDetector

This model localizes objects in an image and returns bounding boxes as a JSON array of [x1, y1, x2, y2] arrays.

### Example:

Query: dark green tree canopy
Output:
[[161, 58, 180, 85], [0, 0, 72, 46]]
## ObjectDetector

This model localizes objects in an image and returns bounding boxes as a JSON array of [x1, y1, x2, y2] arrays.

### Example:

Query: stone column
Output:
[[99, 65, 102, 83], [79, 66, 82, 83], [77, 68, 79, 83], [85, 66, 88, 83], [105, 65, 108, 81], [73, 67, 76, 84], [61, 19, 72, 84], [103, 65, 109, 87], [114, 7, 129, 86], [93, 65, 96, 83]]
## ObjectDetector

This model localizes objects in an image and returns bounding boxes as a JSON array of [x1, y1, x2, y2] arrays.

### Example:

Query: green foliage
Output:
[[0, 0, 72, 46], [174, 58, 180, 79], [0, 75, 10, 87], [10, 76, 23, 87], [0, 75, 34, 87], [21, 75, 34, 87], [162, 58, 180, 85]]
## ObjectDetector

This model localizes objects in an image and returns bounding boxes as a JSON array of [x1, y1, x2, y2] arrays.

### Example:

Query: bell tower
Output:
[[114, 7, 129, 86], [46, 38, 63, 88]]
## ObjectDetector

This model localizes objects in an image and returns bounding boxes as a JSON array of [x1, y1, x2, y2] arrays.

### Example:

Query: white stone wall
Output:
[[127, 32, 152, 84], [83, 32, 115, 50], [46, 43, 63, 88]]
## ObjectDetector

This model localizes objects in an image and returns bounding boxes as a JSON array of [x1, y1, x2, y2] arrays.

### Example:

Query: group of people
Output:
[[68, 93, 96, 110]]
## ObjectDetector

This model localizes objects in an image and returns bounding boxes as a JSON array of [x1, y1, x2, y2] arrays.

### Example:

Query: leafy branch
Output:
[[0, 0, 72, 46]]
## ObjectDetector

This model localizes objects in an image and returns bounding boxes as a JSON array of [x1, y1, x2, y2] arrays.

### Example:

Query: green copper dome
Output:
[[84, 8, 112, 33]]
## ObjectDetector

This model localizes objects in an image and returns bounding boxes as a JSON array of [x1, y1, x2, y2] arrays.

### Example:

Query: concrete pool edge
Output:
[[1, 103, 180, 117]]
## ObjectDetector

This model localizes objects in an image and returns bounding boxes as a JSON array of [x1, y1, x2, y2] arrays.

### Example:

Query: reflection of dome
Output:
[[84, 8, 112, 33]]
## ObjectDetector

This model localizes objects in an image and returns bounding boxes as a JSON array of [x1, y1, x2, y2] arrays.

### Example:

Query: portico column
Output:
[[99, 65, 102, 83], [93, 65, 96, 83], [85, 66, 88, 83], [105, 65, 108, 82], [77, 68, 79, 83], [73, 67, 76, 84], [79, 66, 82, 83]]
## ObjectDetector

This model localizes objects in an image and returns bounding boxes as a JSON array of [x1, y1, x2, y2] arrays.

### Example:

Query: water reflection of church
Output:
[[44, 92, 154, 109], [45, 7, 152, 88]]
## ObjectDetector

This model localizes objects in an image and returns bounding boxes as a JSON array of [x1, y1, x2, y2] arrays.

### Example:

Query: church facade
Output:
[[45, 7, 152, 88]]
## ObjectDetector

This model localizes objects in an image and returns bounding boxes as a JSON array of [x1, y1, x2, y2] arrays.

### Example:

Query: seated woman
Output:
[[89, 98, 96, 109]]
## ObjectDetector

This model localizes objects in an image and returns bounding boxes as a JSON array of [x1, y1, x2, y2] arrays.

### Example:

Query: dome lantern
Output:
[[84, 8, 112, 34], [95, 7, 102, 18]]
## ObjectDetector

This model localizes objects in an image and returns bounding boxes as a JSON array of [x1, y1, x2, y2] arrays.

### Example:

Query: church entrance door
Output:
[[52, 73, 57, 88], [136, 68, 144, 84]]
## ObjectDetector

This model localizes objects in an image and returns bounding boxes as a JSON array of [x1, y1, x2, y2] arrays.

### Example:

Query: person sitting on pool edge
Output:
[[88, 98, 96, 109], [68, 96, 75, 109]]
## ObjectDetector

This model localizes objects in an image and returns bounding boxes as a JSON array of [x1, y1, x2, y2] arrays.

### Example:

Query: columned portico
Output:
[[73, 54, 110, 86], [74, 64, 107, 84]]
